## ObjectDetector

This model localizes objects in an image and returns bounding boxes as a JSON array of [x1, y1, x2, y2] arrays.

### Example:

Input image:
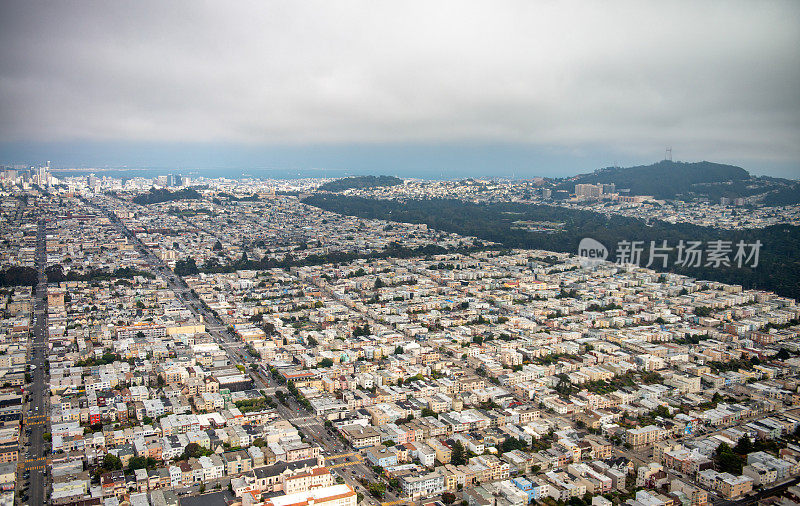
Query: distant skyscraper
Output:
[[166, 174, 184, 186]]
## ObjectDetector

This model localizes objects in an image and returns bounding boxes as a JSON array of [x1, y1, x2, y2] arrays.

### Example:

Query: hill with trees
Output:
[[762, 182, 800, 206], [555, 160, 750, 199], [132, 187, 202, 205], [318, 175, 402, 192], [303, 194, 800, 299]]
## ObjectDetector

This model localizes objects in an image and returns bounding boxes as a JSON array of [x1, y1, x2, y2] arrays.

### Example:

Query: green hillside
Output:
[[556, 160, 750, 199], [318, 175, 403, 192]]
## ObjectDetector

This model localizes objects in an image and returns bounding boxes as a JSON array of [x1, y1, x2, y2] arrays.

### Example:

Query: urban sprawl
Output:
[[1, 166, 800, 506]]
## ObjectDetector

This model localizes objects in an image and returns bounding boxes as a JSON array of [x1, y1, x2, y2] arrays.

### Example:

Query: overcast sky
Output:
[[1, 1, 798, 177]]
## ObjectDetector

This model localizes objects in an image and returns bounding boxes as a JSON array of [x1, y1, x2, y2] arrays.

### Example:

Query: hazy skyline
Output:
[[1, 1, 799, 178]]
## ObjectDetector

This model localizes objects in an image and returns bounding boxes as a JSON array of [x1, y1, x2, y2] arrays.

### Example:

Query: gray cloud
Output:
[[1, 0, 799, 164]]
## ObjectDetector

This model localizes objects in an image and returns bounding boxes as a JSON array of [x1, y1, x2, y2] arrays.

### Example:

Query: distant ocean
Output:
[[51, 167, 469, 180], [49, 167, 387, 181]]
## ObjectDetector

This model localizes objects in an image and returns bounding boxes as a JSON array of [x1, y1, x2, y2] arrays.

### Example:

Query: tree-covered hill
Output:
[[555, 160, 751, 199], [132, 187, 202, 205], [303, 194, 800, 300], [318, 175, 402, 192]]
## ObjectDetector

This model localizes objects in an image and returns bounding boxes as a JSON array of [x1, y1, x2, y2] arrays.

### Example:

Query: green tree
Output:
[[421, 408, 436, 418], [102, 453, 123, 471], [451, 440, 466, 465], [714, 442, 745, 474], [501, 437, 527, 453], [733, 436, 753, 455], [181, 442, 210, 460], [694, 306, 713, 317], [128, 456, 148, 471], [368, 482, 385, 499]]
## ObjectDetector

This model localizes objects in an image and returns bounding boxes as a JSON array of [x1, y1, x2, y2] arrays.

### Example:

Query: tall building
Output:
[[575, 184, 602, 198], [167, 174, 183, 186], [576, 183, 616, 198]]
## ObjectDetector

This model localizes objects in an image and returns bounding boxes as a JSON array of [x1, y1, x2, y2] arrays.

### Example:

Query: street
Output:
[[19, 219, 51, 505], [91, 202, 409, 506]]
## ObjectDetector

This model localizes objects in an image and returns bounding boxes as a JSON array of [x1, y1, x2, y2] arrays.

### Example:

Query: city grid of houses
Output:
[[1, 167, 800, 506]]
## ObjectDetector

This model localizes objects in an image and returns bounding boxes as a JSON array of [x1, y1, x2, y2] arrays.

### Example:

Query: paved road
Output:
[[92, 203, 271, 388], [92, 200, 398, 505], [21, 219, 51, 505]]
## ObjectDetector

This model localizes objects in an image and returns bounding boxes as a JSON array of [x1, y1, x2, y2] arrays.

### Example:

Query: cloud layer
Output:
[[1, 1, 798, 165]]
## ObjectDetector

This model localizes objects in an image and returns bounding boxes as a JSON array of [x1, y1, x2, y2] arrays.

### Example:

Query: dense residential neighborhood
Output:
[[1, 167, 800, 506]]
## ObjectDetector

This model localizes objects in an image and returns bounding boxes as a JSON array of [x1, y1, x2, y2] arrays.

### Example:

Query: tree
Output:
[[734, 435, 753, 455], [451, 440, 466, 465], [395, 345, 404, 355], [102, 453, 123, 471], [128, 456, 148, 471], [714, 442, 744, 474], [777, 348, 791, 360], [501, 437, 527, 453], [318, 358, 333, 368], [442, 491, 456, 504], [694, 306, 713, 317], [352, 323, 371, 337], [174, 257, 199, 276], [368, 482, 385, 499], [181, 442, 210, 460]]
